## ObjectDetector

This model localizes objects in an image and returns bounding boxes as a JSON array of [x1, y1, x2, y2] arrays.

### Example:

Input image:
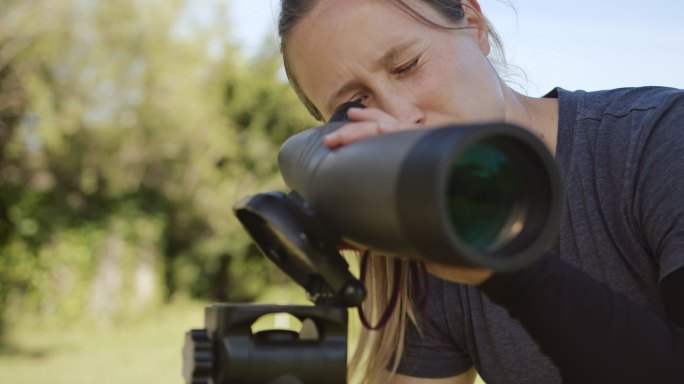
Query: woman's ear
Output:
[[462, 0, 491, 56]]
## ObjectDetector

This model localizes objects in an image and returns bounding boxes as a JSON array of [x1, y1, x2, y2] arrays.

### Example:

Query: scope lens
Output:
[[447, 140, 527, 252]]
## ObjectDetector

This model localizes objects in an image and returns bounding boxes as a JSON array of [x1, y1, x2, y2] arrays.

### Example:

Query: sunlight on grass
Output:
[[0, 283, 311, 384], [0, 300, 207, 384]]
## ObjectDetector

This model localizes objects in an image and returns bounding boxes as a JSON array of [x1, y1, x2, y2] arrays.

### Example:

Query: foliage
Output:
[[0, 0, 317, 339]]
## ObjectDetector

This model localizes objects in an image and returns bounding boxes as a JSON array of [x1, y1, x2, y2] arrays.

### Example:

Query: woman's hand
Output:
[[323, 107, 419, 148]]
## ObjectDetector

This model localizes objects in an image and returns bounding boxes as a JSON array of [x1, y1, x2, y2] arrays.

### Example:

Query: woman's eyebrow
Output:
[[379, 39, 421, 68], [324, 39, 421, 114]]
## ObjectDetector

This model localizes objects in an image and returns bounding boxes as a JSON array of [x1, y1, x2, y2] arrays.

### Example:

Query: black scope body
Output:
[[278, 115, 563, 272]]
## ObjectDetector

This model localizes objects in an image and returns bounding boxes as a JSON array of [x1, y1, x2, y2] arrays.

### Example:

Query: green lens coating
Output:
[[447, 141, 526, 252]]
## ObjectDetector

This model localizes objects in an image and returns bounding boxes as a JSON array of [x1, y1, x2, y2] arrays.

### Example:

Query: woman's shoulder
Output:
[[556, 86, 684, 122]]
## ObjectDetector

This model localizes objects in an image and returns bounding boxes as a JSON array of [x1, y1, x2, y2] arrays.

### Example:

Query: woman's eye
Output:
[[350, 95, 368, 105], [393, 57, 420, 75]]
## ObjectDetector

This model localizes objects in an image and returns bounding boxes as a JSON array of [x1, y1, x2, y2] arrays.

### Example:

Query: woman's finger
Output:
[[347, 107, 398, 124], [324, 120, 421, 148], [347, 107, 420, 133], [323, 121, 391, 148]]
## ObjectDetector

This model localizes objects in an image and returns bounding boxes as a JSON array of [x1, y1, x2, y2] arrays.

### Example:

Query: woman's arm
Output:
[[478, 254, 684, 384], [661, 266, 684, 328]]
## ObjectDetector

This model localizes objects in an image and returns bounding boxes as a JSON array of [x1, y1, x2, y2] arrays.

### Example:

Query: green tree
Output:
[[0, 0, 317, 340]]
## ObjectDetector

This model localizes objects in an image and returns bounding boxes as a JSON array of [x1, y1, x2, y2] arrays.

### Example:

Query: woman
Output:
[[277, 0, 684, 383]]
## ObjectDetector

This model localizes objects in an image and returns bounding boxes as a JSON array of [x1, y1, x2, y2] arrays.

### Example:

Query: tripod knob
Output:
[[182, 329, 213, 384]]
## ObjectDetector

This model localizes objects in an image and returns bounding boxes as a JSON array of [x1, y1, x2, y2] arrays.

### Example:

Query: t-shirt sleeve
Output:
[[479, 253, 684, 384], [395, 275, 473, 378], [634, 93, 684, 281]]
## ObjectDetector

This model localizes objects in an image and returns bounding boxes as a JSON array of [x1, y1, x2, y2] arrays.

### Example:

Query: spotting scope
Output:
[[275, 102, 563, 271], [183, 104, 565, 384]]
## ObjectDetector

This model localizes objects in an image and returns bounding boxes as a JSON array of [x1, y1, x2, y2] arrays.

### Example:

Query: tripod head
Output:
[[183, 304, 348, 384]]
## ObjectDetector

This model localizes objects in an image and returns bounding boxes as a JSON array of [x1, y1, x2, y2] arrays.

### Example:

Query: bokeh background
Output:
[[0, 0, 316, 382], [0, 0, 682, 383]]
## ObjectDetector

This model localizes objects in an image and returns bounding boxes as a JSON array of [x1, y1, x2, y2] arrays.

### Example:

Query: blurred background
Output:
[[0, 0, 682, 383], [0, 0, 316, 382]]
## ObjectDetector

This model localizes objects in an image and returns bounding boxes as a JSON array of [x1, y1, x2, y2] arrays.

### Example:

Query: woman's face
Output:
[[286, 0, 506, 125]]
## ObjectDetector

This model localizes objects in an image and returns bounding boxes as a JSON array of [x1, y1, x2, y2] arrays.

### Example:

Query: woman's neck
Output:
[[502, 85, 560, 156]]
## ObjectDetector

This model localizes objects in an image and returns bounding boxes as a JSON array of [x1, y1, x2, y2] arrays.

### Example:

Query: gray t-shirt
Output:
[[397, 87, 684, 383]]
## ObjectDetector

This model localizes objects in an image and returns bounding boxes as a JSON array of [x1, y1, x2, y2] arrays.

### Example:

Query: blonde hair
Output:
[[348, 252, 419, 384]]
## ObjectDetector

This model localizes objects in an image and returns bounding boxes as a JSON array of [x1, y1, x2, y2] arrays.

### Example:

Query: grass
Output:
[[0, 282, 313, 384], [0, 300, 207, 384]]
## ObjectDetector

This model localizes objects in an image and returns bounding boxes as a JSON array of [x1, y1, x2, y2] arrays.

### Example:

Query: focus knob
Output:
[[182, 329, 213, 384]]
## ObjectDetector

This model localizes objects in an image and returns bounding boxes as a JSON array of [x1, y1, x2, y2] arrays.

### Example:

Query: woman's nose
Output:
[[380, 94, 426, 126]]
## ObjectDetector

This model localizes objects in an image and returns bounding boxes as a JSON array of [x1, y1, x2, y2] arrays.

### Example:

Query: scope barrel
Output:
[[278, 122, 563, 271]]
